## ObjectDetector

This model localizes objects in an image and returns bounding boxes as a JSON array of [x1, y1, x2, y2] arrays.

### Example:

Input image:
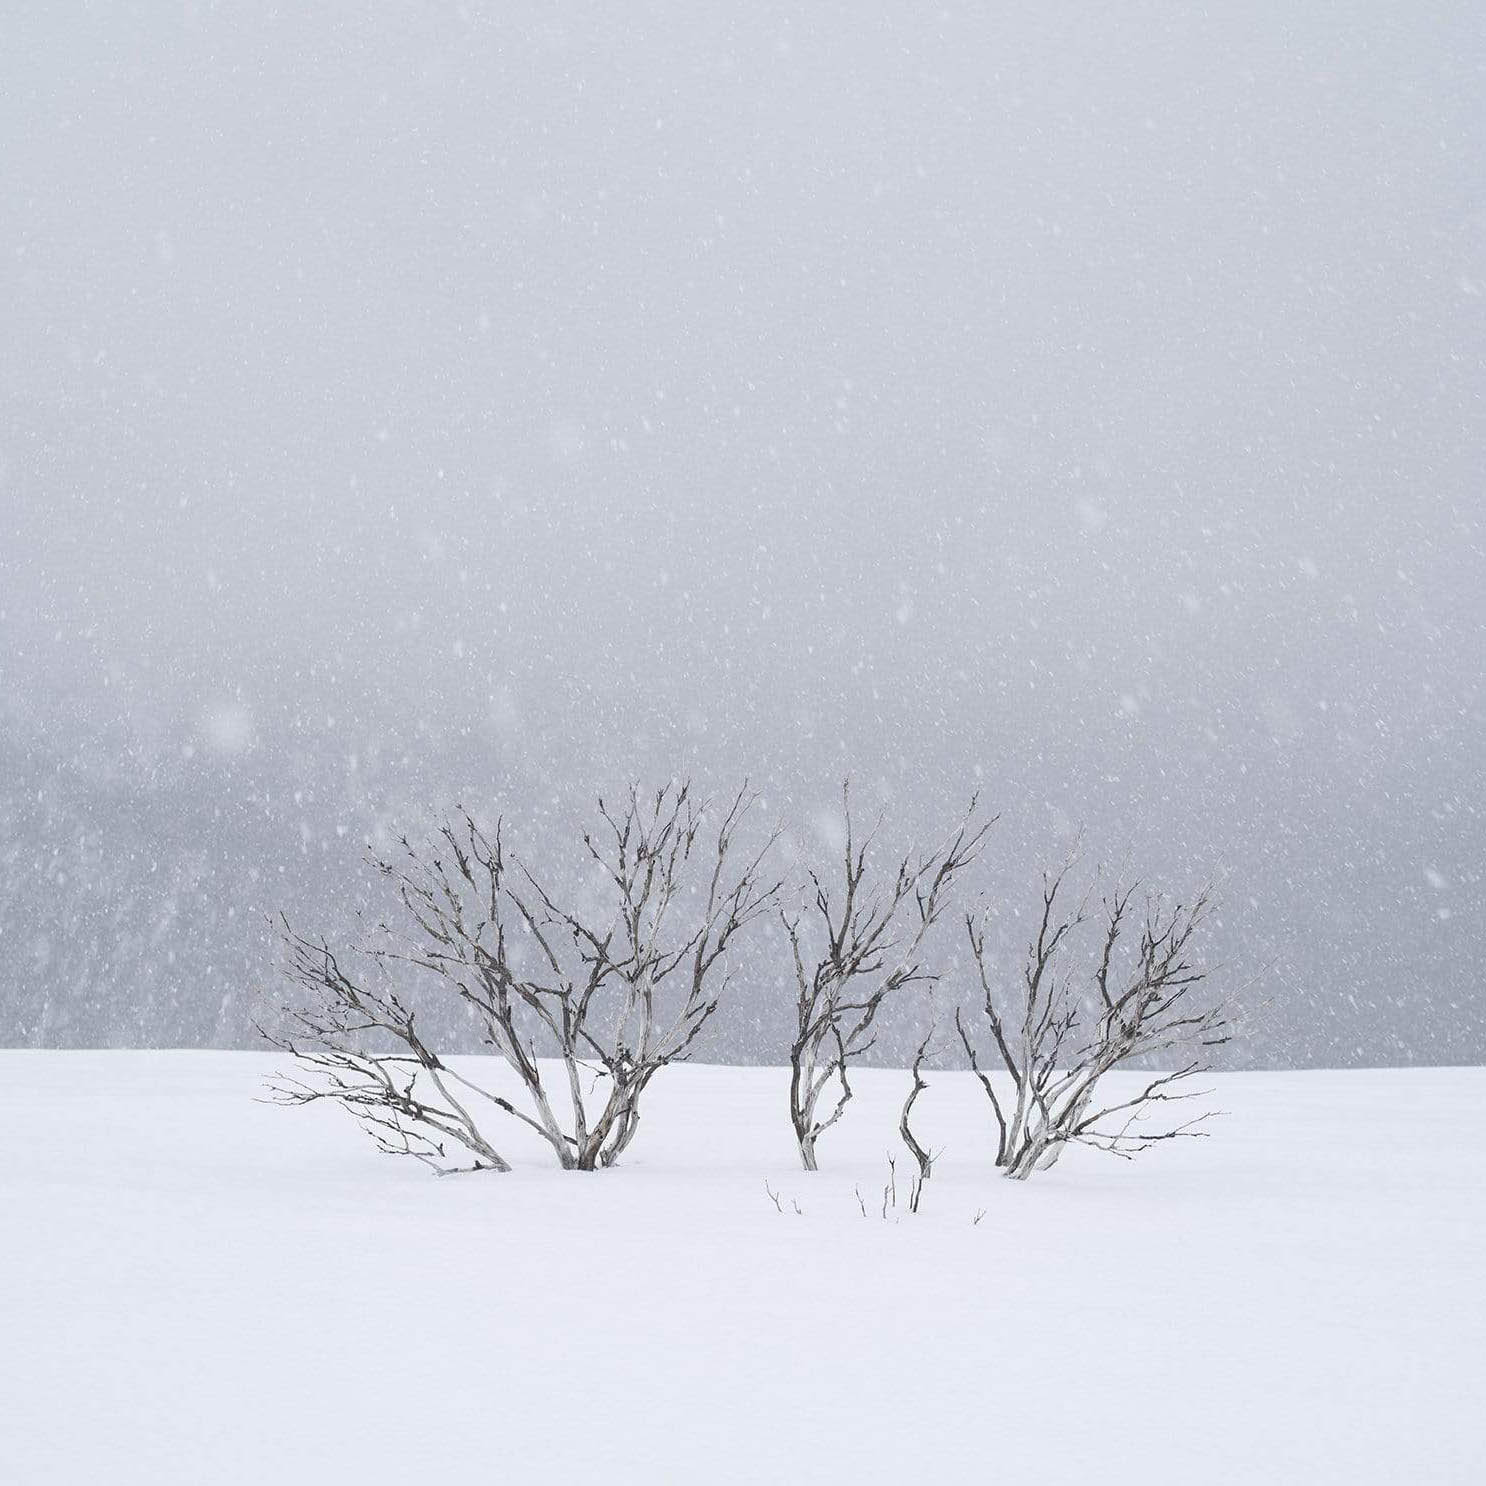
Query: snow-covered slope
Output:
[[1, 1054, 1480, 1483]]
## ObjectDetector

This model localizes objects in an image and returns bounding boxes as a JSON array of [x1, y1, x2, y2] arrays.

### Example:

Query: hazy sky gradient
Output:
[[2, 3, 1482, 1064]]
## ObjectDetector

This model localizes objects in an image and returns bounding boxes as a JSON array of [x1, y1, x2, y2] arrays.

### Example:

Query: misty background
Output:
[[1, 3, 1481, 1066]]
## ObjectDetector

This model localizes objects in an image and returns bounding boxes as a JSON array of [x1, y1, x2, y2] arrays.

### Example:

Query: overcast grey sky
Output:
[[1, 2, 1481, 1063]]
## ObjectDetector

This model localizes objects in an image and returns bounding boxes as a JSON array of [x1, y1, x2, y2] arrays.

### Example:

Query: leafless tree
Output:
[[783, 787, 990, 1171], [265, 783, 779, 1173], [956, 867, 1232, 1180]]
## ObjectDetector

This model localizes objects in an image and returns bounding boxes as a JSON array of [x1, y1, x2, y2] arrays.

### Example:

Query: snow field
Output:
[[1, 1053, 1481, 1484]]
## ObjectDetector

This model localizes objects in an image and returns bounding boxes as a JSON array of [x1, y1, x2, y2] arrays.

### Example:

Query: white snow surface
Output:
[[1, 1053, 1481, 1484]]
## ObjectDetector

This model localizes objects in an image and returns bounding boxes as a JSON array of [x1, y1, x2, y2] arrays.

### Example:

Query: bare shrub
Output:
[[956, 867, 1231, 1180], [265, 783, 778, 1173]]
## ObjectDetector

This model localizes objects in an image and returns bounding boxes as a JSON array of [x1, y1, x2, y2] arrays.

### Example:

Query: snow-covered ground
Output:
[[1, 1054, 1480, 1484]]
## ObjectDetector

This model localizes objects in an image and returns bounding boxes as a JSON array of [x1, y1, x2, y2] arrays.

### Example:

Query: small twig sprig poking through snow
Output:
[[764, 1180, 802, 1216], [851, 1155, 928, 1221]]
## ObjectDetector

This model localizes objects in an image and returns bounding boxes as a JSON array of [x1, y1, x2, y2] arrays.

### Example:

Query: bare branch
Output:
[[899, 1028, 937, 1186]]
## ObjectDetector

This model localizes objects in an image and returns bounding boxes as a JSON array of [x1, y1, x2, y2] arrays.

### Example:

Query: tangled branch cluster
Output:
[[268, 783, 777, 1173]]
